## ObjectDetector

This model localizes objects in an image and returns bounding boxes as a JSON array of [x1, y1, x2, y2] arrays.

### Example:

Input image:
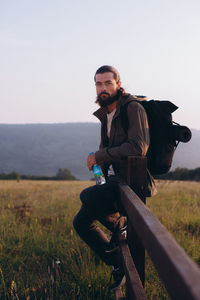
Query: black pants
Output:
[[73, 181, 124, 267]]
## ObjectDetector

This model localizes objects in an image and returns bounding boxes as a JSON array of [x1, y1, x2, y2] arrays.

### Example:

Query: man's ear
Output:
[[117, 80, 122, 89]]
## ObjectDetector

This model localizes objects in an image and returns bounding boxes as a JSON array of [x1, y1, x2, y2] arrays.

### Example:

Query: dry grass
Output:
[[0, 180, 199, 299], [145, 180, 200, 299]]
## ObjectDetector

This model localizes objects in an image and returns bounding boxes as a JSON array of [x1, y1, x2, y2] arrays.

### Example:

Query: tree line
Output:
[[1, 167, 200, 182], [0, 168, 77, 181], [155, 167, 200, 181]]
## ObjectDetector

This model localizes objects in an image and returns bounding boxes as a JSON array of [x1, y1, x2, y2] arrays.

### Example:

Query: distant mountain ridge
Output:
[[0, 123, 199, 180]]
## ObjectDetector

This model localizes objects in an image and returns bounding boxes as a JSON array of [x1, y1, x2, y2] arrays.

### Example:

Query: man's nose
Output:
[[100, 83, 107, 91]]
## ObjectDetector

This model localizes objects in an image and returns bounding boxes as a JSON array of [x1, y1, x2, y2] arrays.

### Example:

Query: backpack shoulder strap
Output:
[[120, 102, 129, 133], [120, 98, 144, 133]]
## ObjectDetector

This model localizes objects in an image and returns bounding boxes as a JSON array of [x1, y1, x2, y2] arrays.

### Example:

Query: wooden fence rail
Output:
[[114, 156, 200, 300]]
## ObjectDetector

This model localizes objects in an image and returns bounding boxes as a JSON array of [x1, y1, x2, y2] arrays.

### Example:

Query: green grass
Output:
[[0, 180, 199, 299]]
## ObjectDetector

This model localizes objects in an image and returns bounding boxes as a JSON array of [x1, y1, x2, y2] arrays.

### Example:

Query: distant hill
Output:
[[0, 123, 199, 180], [172, 129, 200, 170]]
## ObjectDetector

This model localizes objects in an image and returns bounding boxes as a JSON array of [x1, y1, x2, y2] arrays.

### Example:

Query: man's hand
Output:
[[87, 153, 96, 171]]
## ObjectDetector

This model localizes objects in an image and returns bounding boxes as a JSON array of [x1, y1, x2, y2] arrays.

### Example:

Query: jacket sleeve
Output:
[[95, 102, 150, 165]]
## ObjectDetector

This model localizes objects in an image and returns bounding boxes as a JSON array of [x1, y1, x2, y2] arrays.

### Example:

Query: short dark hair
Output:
[[94, 65, 121, 83]]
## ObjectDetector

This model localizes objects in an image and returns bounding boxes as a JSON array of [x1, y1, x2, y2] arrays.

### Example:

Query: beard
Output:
[[96, 89, 122, 107]]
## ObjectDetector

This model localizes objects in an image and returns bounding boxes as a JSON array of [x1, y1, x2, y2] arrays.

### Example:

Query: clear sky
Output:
[[1, 0, 200, 129]]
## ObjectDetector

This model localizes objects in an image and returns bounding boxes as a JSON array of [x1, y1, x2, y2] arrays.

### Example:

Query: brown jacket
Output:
[[93, 93, 150, 182]]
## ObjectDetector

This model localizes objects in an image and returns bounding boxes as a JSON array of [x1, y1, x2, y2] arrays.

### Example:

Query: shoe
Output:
[[109, 267, 126, 290], [105, 223, 127, 254]]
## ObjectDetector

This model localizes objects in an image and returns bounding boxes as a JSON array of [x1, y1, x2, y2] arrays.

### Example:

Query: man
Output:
[[73, 65, 150, 290]]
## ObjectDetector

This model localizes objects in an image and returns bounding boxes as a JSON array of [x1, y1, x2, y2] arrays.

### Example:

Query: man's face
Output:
[[95, 72, 121, 101]]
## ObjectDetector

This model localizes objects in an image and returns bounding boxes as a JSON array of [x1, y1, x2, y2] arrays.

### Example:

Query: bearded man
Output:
[[73, 65, 150, 290]]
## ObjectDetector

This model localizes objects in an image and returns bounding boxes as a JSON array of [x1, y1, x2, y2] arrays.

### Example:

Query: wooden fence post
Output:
[[126, 156, 147, 286], [117, 156, 200, 299]]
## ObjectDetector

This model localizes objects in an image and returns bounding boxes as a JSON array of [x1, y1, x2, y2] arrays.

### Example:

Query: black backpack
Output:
[[120, 97, 192, 175]]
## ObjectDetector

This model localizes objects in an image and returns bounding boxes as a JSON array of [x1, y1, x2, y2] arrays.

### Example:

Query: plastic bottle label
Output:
[[89, 152, 106, 185], [92, 165, 102, 177]]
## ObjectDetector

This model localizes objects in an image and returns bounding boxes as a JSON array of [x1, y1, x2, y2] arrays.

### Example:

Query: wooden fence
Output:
[[114, 156, 200, 300]]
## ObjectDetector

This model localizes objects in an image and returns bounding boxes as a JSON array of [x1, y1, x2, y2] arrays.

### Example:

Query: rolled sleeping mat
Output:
[[172, 125, 192, 143]]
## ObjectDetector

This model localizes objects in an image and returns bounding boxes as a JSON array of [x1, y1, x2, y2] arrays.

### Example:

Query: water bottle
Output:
[[89, 152, 106, 185]]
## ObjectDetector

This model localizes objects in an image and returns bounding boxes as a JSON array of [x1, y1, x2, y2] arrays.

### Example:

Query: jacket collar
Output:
[[93, 93, 137, 123]]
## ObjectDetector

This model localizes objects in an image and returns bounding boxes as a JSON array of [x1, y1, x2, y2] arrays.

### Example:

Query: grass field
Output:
[[0, 180, 199, 299]]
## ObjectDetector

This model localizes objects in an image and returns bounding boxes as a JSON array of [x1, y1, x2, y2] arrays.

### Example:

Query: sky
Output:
[[1, 0, 200, 129]]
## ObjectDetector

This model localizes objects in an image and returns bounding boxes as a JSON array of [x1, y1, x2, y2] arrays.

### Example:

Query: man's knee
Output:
[[80, 188, 89, 203], [73, 213, 81, 233], [80, 185, 99, 207]]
